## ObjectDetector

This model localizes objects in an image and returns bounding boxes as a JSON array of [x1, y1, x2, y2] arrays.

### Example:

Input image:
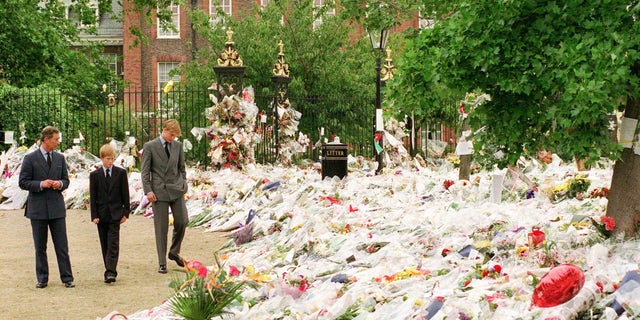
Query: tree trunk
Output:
[[459, 154, 471, 180], [606, 95, 640, 238], [458, 115, 472, 181]]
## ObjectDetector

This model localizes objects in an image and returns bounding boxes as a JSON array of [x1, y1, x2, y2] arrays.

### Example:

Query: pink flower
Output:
[[185, 260, 208, 278], [186, 260, 203, 272], [197, 266, 208, 279], [298, 279, 309, 291], [229, 265, 241, 277]]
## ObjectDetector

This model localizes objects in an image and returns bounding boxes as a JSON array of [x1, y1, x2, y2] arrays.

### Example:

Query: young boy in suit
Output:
[[90, 144, 130, 283]]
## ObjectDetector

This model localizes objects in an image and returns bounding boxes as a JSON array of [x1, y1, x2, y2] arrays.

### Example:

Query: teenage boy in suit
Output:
[[18, 126, 75, 289], [90, 144, 130, 283], [141, 119, 189, 273]]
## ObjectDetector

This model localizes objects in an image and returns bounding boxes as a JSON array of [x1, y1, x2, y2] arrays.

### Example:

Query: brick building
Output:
[[69, 0, 431, 92], [67, 0, 450, 154], [123, 0, 256, 92]]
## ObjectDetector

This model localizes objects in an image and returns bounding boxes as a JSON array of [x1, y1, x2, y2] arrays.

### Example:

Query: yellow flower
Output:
[[163, 80, 174, 94], [516, 247, 528, 256], [245, 265, 271, 283], [473, 240, 492, 249], [552, 182, 569, 193]]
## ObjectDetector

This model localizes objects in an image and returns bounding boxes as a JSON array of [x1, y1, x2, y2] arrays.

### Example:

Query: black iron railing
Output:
[[0, 87, 381, 168]]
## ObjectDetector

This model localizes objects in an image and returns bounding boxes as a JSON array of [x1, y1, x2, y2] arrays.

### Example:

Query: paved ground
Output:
[[0, 209, 228, 319]]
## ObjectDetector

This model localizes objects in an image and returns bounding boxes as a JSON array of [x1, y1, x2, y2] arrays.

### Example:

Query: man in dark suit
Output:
[[141, 119, 189, 273], [90, 144, 130, 283], [18, 126, 75, 289]]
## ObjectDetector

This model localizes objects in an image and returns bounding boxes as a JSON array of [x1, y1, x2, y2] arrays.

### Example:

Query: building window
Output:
[[158, 62, 181, 93], [418, 11, 435, 29], [101, 54, 119, 75], [210, 0, 232, 25], [157, 3, 180, 39], [313, 0, 335, 30], [66, 2, 99, 29]]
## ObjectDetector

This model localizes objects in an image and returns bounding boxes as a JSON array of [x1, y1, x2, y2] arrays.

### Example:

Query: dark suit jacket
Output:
[[141, 138, 188, 201], [89, 166, 130, 221], [18, 149, 70, 220]]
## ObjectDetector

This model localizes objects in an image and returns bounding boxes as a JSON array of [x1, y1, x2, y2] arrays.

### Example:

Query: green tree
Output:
[[396, 1, 640, 237], [0, 0, 116, 93], [183, 0, 384, 148], [338, 0, 462, 159]]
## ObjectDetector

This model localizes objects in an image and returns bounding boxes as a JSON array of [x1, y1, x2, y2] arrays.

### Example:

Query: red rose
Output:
[[601, 216, 616, 231]]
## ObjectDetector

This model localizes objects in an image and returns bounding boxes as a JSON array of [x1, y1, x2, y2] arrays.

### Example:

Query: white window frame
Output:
[[313, 0, 335, 30], [101, 54, 119, 76], [157, 3, 180, 39], [66, 3, 99, 29], [158, 62, 181, 94], [210, 0, 232, 25], [418, 11, 435, 29]]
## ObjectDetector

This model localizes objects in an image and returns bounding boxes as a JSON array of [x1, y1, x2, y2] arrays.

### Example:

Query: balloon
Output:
[[528, 227, 546, 249], [532, 264, 585, 307]]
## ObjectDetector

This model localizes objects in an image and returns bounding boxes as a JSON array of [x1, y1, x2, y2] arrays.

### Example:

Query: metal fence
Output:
[[0, 87, 379, 168]]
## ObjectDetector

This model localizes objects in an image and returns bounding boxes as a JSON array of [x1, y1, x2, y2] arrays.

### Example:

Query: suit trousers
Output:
[[152, 197, 188, 265], [30, 218, 74, 283], [97, 220, 121, 278]]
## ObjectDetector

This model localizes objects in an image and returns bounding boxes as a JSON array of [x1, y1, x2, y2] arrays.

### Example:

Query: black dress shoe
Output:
[[63, 281, 76, 288], [36, 282, 47, 289], [158, 265, 167, 274], [168, 253, 185, 267], [104, 276, 116, 283]]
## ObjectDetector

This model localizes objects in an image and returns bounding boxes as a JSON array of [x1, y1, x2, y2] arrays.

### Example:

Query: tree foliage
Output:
[[398, 0, 640, 168], [338, 0, 415, 31], [0, 0, 116, 93], [182, 0, 384, 140]]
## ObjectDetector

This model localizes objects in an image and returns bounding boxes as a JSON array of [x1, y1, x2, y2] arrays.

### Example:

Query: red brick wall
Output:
[[123, 0, 213, 89]]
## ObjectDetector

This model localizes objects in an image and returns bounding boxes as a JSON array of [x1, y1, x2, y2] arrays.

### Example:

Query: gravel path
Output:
[[0, 209, 227, 320]]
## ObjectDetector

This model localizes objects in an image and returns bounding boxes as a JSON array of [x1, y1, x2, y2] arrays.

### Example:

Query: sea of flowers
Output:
[[1, 142, 639, 319]]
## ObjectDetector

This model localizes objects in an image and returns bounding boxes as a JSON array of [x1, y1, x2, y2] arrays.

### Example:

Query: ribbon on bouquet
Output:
[[374, 132, 383, 154]]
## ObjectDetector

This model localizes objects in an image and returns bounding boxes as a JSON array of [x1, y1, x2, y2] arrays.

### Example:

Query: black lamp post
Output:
[[369, 28, 389, 174], [213, 28, 245, 96], [271, 40, 291, 164]]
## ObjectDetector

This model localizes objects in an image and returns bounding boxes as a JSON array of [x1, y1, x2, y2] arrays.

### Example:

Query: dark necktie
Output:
[[164, 142, 171, 158], [46, 152, 52, 168], [106, 168, 111, 189]]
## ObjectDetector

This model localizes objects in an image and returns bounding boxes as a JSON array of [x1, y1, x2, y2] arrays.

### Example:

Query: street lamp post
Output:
[[369, 28, 389, 174]]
